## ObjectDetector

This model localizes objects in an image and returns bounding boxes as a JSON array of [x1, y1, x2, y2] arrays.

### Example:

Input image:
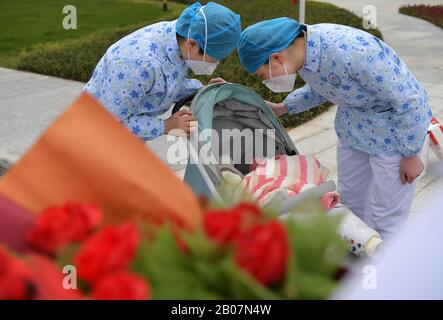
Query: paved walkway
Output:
[[1, 0, 442, 216], [287, 0, 443, 217], [0, 67, 185, 174], [0, 68, 84, 166]]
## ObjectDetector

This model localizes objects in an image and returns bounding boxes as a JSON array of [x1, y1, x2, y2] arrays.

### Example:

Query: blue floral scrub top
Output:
[[284, 24, 432, 157], [84, 20, 203, 141]]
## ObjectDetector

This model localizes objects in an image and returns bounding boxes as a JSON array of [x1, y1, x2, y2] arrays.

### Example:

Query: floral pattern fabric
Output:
[[284, 24, 432, 157], [85, 20, 203, 141]]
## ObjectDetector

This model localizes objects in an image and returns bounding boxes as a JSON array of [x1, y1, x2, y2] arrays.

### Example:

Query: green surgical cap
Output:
[[237, 17, 301, 73], [176, 2, 241, 61]]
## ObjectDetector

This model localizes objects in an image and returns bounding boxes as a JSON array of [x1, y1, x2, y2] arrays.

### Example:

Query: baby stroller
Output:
[[172, 82, 336, 208], [172, 83, 382, 257]]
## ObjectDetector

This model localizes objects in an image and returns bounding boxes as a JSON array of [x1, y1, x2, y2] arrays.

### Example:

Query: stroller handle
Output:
[[171, 94, 196, 115]]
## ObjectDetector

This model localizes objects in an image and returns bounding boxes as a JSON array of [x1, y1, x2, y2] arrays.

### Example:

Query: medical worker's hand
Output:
[[208, 77, 226, 85], [399, 156, 424, 185], [266, 101, 288, 117], [164, 108, 196, 137]]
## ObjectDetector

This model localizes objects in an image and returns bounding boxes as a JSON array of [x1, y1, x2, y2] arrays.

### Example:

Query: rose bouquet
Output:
[[0, 93, 348, 300], [1, 192, 348, 300]]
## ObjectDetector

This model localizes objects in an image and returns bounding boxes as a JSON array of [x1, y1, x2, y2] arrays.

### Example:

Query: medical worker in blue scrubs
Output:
[[237, 18, 432, 240], [85, 2, 241, 140]]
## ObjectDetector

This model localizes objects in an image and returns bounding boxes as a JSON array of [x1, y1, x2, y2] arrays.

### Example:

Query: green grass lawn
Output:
[[0, 0, 179, 59]]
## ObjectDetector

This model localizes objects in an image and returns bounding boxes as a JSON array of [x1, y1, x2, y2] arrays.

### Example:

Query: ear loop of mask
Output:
[[266, 57, 292, 89], [268, 59, 273, 79], [268, 57, 290, 85], [187, 6, 208, 62]]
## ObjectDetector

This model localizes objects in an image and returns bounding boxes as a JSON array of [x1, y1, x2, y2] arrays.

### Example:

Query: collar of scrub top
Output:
[[298, 24, 321, 73], [165, 20, 186, 67]]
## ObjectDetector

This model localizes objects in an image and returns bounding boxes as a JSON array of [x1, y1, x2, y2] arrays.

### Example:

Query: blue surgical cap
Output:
[[176, 2, 241, 61], [237, 18, 301, 73]]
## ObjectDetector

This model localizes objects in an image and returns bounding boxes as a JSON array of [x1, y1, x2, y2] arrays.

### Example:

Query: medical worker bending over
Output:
[[237, 18, 432, 240], [85, 2, 241, 140]]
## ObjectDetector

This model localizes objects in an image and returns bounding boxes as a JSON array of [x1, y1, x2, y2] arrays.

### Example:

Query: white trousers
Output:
[[337, 141, 416, 241]]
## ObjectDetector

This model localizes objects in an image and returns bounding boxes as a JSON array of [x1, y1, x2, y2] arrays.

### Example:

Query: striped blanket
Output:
[[242, 155, 339, 210]]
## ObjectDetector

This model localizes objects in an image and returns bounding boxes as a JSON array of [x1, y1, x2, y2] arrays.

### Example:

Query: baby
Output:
[[221, 154, 383, 257]]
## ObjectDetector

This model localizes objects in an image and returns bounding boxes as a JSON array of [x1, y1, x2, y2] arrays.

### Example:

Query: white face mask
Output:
[[186, 58, 220, 75], [262, 60, 296, 93], [185, 7, 219, 76]]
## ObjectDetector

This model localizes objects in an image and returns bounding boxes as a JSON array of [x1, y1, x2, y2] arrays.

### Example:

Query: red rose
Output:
[[232, 203, 262, 229], [234, 221, 289, 286], [27, 202, 103, 255], [74, 223, 140, 284], [27, 254, 84, 300], [204, 209, 241, 245], [203, 202, 262, 245], [0, 246, 34, 299], [92, 271, 150, 300]]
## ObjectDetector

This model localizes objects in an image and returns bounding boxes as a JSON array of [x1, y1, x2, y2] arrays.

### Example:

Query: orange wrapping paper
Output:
[[0, 93, 201, 229]]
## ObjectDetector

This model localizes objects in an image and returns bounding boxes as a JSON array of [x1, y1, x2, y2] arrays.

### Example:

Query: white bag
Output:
[[329, 204, 383, 258]]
